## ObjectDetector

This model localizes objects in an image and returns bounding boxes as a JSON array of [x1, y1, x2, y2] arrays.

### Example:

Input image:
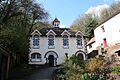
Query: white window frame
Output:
[[76, 35, 83, 49], [63, 35, 69, 49], [32, 35, 40, 49], [101, 26, 105, 32], [48, 35, 55, 49], [31, 53, 42, 62]]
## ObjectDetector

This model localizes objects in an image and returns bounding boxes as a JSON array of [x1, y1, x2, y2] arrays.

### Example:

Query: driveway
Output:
[[13, 67, 58, 80]]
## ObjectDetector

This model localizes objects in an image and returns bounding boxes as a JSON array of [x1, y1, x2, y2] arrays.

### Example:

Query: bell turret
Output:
[[52, 18, 60, 27]]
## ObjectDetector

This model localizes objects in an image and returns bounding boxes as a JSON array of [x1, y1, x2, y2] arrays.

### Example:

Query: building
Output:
[[29, 18, 86, 66], [86, 37, 98, 59], [94, 11, 120, 58]]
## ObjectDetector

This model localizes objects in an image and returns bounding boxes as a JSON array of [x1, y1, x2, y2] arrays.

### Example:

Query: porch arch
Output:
[[44, 51, 58, 58], [75, 50, 86, 60], [44, 51, 58, 66]]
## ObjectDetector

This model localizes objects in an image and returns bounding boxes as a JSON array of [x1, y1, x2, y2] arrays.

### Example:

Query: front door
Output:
[[48, 55, 54, 66], [77, 54, 84, 60]]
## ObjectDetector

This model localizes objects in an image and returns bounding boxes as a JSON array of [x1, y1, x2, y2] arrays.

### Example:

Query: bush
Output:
[[112, 65, 120, 75], [86, 58, 106, 74], [57, 56, 109, 80], [57, 55, 85, 80]]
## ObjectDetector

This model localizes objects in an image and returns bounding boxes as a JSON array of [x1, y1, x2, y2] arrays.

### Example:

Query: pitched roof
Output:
[[87, 37, 95, 45], [52, 18, 60, 25], [31, 29, 41, 35], [53, 18, 60, 23], [39, 27, 76, 37]]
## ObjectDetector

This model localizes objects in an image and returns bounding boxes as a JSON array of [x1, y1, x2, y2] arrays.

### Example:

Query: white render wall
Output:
[[94, 13, 120, 47], [87, 42, 97, 53], [29, 36, 86, 65]]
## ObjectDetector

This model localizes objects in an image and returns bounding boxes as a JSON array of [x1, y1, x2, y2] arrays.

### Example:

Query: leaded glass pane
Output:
[[48, 35, 54, 46], [33, 35, 39, 46]]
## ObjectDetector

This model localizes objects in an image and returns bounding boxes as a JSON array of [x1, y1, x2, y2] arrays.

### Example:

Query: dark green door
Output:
[[48, 55, 54, 66]]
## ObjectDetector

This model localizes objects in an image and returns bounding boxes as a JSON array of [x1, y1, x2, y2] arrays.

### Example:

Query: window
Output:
[[63, 35, 69, 48], [31, 54, 35, 59], [101, 26, 105, 32], [76, 35, 82, 48], [89, 44, 92, 49], [33, 35, 39, 48], [31, 53, 41, 62], [48, 35, 54, 48]]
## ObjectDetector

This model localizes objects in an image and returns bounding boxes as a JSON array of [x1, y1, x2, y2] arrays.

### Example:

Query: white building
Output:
[[29, 18, 86, 66], [94, 11, 120, 57], [86, 37, 98, 58]]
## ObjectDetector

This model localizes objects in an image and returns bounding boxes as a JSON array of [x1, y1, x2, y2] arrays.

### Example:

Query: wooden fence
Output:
[[0, 48, 10, 80]]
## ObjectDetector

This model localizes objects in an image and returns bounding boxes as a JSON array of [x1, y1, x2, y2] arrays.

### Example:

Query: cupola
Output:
[[52, 18, 60, 27]]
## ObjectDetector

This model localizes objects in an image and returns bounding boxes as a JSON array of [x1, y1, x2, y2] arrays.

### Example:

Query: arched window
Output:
[[63, 35, 69, 48], [33, 35, 39, 48], [48, 35, 54, 48], [76, 35, 82, 48], [31, 53, 41, 62]]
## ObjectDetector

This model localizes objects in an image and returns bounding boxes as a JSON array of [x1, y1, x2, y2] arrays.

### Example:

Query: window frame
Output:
[[63, 35, 69, 49], [48, 34, 55, 49], [76, 35, 83, 48], [31, 53, 42, 62], [32, 34, 40, 49], [89, 44, 92, 49], [101, 26, 105, 32]]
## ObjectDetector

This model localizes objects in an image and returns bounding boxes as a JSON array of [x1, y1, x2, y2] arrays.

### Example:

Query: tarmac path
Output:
[[24, 67, 57, 80]]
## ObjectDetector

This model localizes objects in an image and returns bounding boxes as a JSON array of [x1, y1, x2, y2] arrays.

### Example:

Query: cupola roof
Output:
[[52, 18, 60, 25]]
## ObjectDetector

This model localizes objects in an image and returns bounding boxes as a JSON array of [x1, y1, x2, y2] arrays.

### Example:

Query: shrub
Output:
[[86, 58, 105, 74], [57, 56, 109, 80], [57, 55, 85, 80], [112, 65, 120, 75]]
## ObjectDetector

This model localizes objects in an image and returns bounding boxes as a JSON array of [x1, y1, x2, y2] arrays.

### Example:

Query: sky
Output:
[[36, 0, 119, 28]]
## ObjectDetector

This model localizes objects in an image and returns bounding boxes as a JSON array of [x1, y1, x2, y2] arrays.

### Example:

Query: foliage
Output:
[[71, 2, 120, 39], [58, 55, 85, 80], [82, 73, 105, 80], [0, 0, 49, 65], [86, 58, 106, 74], [112, 65, 120, 75], [84, 17, 98, 39], [70, 15, 86, 34], [99, 2, 120, 23], [57, 56, 110, 80], [71, 14, 98, 39]]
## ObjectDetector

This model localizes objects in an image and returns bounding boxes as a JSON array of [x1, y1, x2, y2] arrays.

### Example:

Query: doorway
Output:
[[48, 55, 54, 66], [77, 54, 84, 60]]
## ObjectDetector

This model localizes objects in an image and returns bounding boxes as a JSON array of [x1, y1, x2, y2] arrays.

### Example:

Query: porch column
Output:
[[46, 58, 49, 63], [54, 58, 57, 66]]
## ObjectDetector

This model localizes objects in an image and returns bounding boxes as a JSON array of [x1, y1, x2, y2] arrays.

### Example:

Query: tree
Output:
[[0, 0, 49, 66], [71, 14, 98, 39], [71, 2, 120, 39], [71, 15, 86, 34], [84, 17, 98, 39]]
